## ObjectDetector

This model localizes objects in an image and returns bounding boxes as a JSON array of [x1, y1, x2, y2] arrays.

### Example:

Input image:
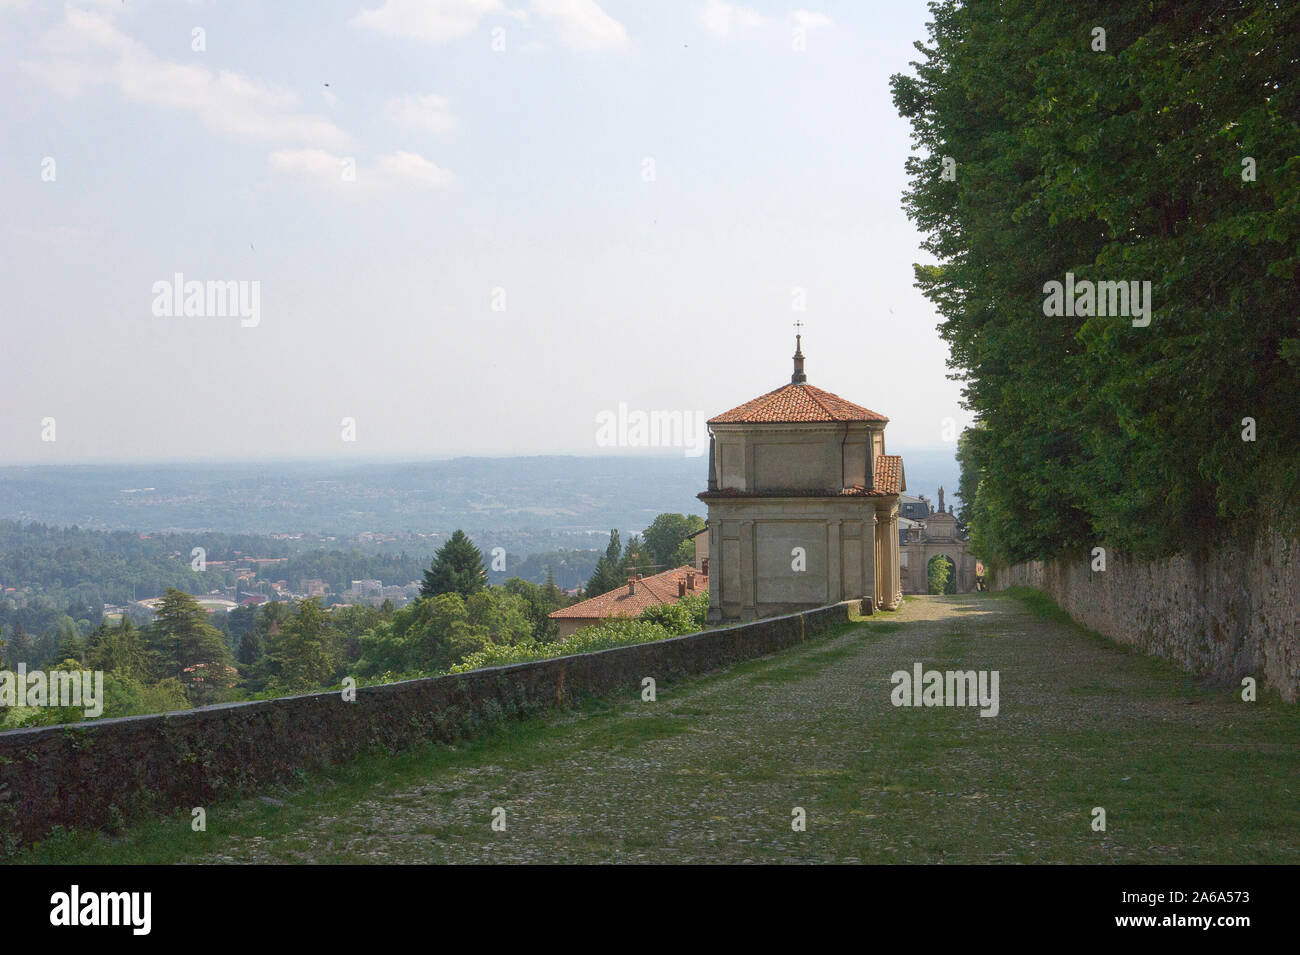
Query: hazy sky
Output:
[[1, 0, 971, 464]]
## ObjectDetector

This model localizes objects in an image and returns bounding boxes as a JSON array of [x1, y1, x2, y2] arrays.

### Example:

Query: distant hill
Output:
[[0, 449, 959, 540], [0, 457, 707, 540]]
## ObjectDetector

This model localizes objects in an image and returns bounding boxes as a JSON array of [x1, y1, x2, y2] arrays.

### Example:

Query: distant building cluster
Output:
[[112, 574, 423, 624], [343, 579, 421, 607]]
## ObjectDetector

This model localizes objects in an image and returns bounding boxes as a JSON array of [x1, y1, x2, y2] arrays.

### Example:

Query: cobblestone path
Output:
[[169, 593, 1300, 864]]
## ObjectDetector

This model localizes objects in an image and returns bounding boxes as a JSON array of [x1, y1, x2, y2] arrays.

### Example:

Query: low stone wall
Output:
[[0, 601, 859, 846], [991, 531, 1300, 702]]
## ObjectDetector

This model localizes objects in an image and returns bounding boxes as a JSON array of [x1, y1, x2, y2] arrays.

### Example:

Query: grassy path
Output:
[[25, 592, 1300, 863]]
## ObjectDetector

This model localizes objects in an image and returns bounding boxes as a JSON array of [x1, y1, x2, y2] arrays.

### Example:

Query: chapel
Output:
[[698, 336, 904, 622]]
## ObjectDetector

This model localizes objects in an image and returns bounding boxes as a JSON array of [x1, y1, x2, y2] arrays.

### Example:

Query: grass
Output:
[[12, 617, 874, 864], [14, 595, 1300, 864]]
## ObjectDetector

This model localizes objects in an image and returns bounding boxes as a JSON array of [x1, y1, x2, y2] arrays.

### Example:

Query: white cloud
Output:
[[352, 0, 623, 51], [529, 0, 627, 51], [700, 1, 765, 37], [384, 93, 457, 134], [269, 148, 454, 197], [374, 150, 456, 189], [23, 8, 351, 148], [791, 10, 832, 32], [351, 0, 504, 44]]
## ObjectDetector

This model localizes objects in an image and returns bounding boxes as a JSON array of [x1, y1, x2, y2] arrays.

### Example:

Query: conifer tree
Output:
[[269, 598, 340, 689], [87, 618, 147, 680], [420, 530, 488, 599], [150, 588, 235, 695]]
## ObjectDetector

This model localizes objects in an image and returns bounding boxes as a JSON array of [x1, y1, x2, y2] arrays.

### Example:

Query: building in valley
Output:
[[547, 565, 709, 639], [698, 336, 905, 623]]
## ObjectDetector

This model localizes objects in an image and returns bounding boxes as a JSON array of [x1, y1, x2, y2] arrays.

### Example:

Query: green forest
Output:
[[0, 516, 708, 728], [0, 520, 606, 664], [892, 0, 1299, 565]]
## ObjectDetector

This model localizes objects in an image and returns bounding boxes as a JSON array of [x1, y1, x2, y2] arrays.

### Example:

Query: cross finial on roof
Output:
[[791, 321, 807, 384]]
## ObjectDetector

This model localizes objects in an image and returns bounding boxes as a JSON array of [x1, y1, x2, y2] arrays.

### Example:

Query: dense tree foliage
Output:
[[892, 0, 1300, 564], [151, 589, 237, 702], [1, 513, 710, 725], [927, 556, 954, 596], [642, 513, 706, 573], [585, 516, 703, 597], [486, 549, 599, 590], [420, 530, 488, 599], [356, 587, 534, 677], [86, 618, 148, 681], [502, 575, 568, 644], [638, 591, 709, 634], [261, 598, 342, 691], [447, 590, 710, 674]]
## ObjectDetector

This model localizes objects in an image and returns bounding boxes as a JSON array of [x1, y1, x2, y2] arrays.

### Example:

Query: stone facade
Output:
[[899, 488, 979, 593], [699, 338, 904, 622]]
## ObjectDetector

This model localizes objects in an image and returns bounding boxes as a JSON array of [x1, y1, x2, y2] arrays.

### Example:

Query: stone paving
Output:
[[195, 594, 1300, 863]]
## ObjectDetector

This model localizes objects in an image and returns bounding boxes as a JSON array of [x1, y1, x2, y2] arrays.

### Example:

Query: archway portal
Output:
[[927, 554, 957, 595]]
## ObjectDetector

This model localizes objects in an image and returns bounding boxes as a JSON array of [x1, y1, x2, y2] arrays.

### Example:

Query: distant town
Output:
[[115, 574, 426, 625]]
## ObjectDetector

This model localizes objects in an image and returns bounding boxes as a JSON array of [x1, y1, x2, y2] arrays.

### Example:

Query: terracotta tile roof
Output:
[[708, 382, 888, 425], [549, 565, 708, 621], [874, 454, 904, 495]]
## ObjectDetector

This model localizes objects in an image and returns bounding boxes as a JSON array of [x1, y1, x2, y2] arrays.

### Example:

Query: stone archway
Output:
[[927, 553, 957, 595], [901, 540, 978, 594]]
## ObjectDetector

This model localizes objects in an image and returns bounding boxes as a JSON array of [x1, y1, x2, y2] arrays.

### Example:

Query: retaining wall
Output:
[[0, 601, 859, 846], [991, 532, 1300, 702]]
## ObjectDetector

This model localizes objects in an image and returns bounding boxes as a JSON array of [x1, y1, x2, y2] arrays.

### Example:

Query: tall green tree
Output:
[[585, 529, 626, 596], [149, 588, 236, 699], [642, 513, 705, 572], [420, 530, 487, 599], [927, 556, 954, 596], [236, 628, 264, 666], [503, 576, 567, 643], [893, 0, 1300, 565], [618, 534, 647, 577], [87, 617, 147, 680], [268, 598, 341, 690], [604, 529, 621, 564]]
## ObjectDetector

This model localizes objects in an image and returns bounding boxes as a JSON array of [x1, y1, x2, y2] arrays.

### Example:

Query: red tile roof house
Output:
[[548, 565, 709, 640]]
